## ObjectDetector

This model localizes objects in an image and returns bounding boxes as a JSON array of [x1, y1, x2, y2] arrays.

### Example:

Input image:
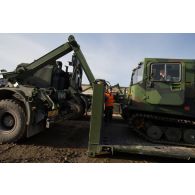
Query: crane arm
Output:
[[3, 35, 95, 86]]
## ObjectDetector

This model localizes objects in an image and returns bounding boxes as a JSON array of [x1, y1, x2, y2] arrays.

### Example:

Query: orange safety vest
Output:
[[105, 92, 114, 107]]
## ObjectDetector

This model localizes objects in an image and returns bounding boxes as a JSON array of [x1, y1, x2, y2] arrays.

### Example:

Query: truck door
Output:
[[145, 62, 184, 106]]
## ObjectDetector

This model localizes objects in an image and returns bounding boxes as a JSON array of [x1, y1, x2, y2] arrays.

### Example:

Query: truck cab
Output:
[[128, 58, 195, 118]]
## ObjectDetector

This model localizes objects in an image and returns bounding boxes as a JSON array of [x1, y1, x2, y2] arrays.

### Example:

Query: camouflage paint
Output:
[[127, 58, 195, 118]]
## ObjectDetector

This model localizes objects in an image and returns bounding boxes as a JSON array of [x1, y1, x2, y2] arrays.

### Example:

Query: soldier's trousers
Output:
[[104, 106, 113, 122]]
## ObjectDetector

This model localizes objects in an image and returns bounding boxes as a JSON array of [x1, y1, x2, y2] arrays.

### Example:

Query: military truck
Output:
[[0, 35, 95, 143], [122, 58, 195, 146]]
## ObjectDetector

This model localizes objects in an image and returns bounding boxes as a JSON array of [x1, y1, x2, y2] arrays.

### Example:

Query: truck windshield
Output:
[[131, 64, 144, 85], [151, 63, 181, 82]]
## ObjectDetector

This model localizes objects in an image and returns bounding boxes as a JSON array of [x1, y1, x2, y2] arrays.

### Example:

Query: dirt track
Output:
[[0, 117, 192, 163]]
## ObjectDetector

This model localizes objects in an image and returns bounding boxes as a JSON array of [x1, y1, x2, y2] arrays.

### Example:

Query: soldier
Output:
[[160, 69, 172, 81], [160, 69, 166, 80], [104, 87, 114, 122]]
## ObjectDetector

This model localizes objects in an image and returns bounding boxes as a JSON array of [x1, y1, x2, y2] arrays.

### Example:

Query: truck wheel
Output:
[[0, 99, 26, 143]]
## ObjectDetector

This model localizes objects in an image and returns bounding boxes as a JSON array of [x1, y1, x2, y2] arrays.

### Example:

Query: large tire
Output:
[[0, 99, 26, 143]]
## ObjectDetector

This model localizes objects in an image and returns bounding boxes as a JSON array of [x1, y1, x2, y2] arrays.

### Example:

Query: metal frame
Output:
[[88, 81, 105, 157], [4, 35, 96, 85]]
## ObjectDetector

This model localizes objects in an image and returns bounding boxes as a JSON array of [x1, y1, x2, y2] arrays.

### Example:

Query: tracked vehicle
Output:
[[122, 58, 195, 146], [0, 35, 95, 143]]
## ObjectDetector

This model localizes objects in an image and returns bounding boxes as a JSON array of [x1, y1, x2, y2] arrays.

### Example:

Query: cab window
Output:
[[151, 63, 181, 82], [131, 64, 144, 85]]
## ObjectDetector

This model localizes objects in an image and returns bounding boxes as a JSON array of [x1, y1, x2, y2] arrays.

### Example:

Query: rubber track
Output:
[[129, 113, 195, 148]]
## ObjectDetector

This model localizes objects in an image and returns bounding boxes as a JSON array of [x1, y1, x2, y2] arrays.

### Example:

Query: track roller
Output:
[[164, 127, 182, 142], [183, 129, 195, 144], [146, 125, 163, 140]]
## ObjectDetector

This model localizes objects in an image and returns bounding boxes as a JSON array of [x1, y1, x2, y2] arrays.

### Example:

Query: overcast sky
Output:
[[1, 33, 195, 86]]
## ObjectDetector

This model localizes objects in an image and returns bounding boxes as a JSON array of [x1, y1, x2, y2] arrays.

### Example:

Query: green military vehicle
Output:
[[88, 58, 195, 159], [0, 35, 95, 143], [122, 58, 195, 146]]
